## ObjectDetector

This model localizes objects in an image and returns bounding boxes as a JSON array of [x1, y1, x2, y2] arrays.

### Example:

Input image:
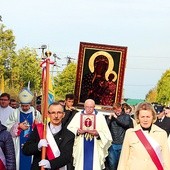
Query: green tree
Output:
[[0, 24, 18, 97], [17, 47, 42, 91], [0, 24, 16, 78], [4, 47, 42, 97], [156, 69, 170, 105], [145, 87, 157, 103], [0, 24, 42, 98], [54, 62, 77, 100]]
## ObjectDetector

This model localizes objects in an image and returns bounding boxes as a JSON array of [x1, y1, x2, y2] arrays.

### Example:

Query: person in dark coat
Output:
[[154, 104, 170, 136], [22, 102, 75, 170], [106, 102, 133, 170], [62, 93, 78, 128], [0, 121, 16, 170]]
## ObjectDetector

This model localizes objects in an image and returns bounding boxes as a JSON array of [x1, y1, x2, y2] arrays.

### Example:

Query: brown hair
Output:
[[0, 93, 10, 100], [48, 102, 64, 112], [113, 102, 122, 110], [65, 93, 75, 100], [135, 102, 157, 124], [122, 103, 132, 112]]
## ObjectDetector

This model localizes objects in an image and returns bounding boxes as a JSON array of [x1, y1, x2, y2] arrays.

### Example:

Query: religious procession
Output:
[[1, 16, 170, 170], [1, 42, 170, 170]]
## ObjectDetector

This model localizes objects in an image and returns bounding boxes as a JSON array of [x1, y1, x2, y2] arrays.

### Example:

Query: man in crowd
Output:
[[67, 99, 112, 170], [0, 93, 14, 126], [122, 102, 136, 127], [154, 104, 170, 136], [9, 99, 19, 109], [22, 102, 75, 170], [6, 88, 42, 170], [164, 106, 170, 117], [106, 102, 133, 170], [62, 93, 78, 127], [36, 95, 42, 113]]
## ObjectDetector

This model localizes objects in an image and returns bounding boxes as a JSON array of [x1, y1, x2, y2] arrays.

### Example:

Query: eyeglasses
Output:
[[0, 99, 9, 101], [48, 111, 64, 115]]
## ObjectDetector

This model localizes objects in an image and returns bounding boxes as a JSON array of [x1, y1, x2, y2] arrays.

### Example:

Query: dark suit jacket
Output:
[[62, 108, 78, 127], [154, 116, 170, 136], [22, 123, 75, 170]]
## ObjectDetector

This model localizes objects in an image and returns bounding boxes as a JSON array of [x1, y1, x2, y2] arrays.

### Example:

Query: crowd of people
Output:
[[0, 89, 170, 170]]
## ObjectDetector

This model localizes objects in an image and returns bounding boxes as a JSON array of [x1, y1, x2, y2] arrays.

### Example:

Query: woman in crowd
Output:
[[117, 102, 170, 170], [0, 121, 16, 170]]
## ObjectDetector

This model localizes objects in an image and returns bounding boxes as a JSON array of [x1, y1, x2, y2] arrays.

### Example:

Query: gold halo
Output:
[[89, 51, 114, 73], [105, 70, 117, 82]]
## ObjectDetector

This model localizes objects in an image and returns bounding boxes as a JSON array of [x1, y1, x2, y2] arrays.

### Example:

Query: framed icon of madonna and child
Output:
[[74, 42, 127, 109]]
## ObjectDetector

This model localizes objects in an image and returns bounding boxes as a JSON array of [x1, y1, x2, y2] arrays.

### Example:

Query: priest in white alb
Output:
[[67, 99, 112, 170]]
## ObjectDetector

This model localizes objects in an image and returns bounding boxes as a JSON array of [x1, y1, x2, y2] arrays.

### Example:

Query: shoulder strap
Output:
[[135, 129, 163, 170]]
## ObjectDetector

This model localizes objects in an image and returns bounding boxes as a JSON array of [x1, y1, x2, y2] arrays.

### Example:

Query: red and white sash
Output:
[[37, 123, 66, 170], [0, 148, 6, 170], [135, 129, 163, 170], [46, 124, 60, 159]]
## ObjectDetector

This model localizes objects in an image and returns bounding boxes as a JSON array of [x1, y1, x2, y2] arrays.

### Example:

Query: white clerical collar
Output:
[[50, 123, 62, 134], [19, 106, 33, 113], [84, 110, 95, 114]]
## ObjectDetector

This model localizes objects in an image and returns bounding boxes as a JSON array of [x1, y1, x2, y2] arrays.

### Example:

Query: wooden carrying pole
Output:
[[41, 55, 50, 170]]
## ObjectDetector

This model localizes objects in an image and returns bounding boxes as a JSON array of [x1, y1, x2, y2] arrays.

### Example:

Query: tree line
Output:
[[0, 23, 170, 105], [0, 24, 76, 101]]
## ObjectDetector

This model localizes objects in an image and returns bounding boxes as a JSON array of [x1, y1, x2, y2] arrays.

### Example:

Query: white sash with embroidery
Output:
[[143, 131, 163, 166], [47, 125, 67, 170]]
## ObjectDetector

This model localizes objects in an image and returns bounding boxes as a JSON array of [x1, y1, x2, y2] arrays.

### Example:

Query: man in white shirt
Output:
[[0, 93, 14, 126]]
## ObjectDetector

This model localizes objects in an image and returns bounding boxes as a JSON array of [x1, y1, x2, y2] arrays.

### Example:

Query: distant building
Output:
[[124, 98, 145, 106]]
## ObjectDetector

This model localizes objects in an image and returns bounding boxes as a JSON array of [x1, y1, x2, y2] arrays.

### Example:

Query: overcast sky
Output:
[[1, 0, 170, 99]]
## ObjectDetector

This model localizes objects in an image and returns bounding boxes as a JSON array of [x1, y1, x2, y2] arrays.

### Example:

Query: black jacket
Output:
[[154, 116, 170, 136], [106, 112, 133, 144], [22, 123, 75, 170], [62, 107, 78, 128]]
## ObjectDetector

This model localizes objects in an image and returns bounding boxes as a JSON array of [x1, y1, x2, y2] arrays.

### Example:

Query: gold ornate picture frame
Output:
[[74, 42, 127, 109], [80, 114, 96, 131]]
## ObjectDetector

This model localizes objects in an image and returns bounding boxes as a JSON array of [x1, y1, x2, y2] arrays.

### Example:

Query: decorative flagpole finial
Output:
[[45, 50, 52, 58]]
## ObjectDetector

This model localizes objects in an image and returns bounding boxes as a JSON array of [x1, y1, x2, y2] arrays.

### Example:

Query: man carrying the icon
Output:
[[6, 87, 42, 170], [67, 99, 112, 170]]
